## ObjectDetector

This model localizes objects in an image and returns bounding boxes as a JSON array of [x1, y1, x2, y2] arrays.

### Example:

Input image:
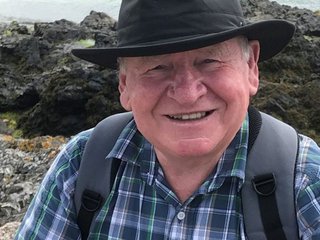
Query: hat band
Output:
[[117, 12, 245, 47]]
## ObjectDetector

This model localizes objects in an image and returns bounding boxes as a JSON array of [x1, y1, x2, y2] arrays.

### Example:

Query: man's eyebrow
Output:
[[134, 55, 169, 65], [204, 44, 228, 56], [131, 43, 232, 66]]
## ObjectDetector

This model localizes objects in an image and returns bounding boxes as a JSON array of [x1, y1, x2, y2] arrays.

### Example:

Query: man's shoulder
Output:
[[47, 128, 94, 177], [296, 134, 320, 180], [63, 128, 94, 155], [295, 134, 320, 237]]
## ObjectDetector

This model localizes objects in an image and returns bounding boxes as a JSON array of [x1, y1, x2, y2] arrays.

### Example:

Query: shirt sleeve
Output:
[[295, 135, 320, 239], [14, 129, 92, 240]]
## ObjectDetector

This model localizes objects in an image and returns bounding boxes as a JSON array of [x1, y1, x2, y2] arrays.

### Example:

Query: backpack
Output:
[[74, 107, 299, 240]]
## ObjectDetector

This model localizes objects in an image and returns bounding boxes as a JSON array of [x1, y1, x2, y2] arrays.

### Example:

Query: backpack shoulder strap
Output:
[[74, 108, 300, 239], [242, 107, 299, 240], [74, 111, 133, 240]]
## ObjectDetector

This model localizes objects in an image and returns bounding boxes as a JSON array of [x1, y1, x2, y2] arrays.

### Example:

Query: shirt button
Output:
[[177, 211, 186, 221]]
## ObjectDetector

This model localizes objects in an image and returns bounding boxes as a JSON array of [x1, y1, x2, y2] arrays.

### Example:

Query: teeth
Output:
[[169, 112, 207, 120]]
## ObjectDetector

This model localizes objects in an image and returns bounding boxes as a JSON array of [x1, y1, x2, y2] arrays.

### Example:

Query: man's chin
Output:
[[173, 140, 217, 158]]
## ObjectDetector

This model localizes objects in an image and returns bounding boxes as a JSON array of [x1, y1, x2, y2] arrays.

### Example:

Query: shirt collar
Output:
[[207, 115, 249, 192], [107, 119, 149, 165], [106, 119, 157, 185]]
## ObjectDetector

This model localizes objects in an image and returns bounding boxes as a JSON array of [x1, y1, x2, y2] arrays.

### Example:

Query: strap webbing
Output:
[[77, 190, 104, 240], [75, 112, 132, 239], [243, 108, 299, 240], [252, 173, 287, 240]]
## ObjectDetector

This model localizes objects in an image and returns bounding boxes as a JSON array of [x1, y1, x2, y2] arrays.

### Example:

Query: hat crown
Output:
[[71, 0, 295, 68], [117, 0, 245, 47]]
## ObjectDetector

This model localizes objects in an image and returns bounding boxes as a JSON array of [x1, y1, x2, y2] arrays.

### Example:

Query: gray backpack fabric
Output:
[[242, 111, 299, 240], [74, 108, 299, 240]]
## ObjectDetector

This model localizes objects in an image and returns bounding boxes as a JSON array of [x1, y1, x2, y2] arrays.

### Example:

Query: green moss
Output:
[[0, 112, 19, 128], [12, 129, 23, 138], [76, 39, 95, 48], [58, 56, 72, 65], [0, 112, 23, 138], [3, 29, 13, 37]]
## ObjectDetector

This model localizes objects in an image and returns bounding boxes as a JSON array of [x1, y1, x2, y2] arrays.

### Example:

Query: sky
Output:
[[0, 0, 120, 22]]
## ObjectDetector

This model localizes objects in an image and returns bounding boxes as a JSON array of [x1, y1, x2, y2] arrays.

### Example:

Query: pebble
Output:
[[0, 134, 68, 231], [0, 221, 21, 240]]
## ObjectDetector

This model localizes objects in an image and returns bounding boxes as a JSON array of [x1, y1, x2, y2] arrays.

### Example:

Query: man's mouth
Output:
[[167, 111, 212, 121]]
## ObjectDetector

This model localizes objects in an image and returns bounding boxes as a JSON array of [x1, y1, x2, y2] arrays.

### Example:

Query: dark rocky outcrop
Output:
[[0, 11, 123, 136], [0, 4, 319, 143], [241, 0, 320, 142]]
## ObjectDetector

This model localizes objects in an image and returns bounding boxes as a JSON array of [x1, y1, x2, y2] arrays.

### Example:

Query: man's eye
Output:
[[148, 65, 168, 72], [202, 59, 218, 64]]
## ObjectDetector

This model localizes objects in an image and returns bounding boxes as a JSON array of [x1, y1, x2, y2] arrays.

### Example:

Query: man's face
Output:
[[119, 37, 260, 161]]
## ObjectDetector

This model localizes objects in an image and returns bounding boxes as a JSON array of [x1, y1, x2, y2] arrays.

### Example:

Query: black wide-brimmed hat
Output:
[[72, 0, 295, 69]]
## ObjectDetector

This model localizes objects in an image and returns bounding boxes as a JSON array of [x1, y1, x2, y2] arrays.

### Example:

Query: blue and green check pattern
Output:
[[15, 115, 320, 239]]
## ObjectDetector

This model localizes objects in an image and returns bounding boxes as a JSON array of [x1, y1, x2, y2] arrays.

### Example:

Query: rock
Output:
[[0, 134, 68, 227], [0, 12, 123, 136], [0, 2, 318, 143], [18, 65, 122, 136], [16, 36, 42, 68], [0, 64, 40, 111], [0, 119, 13, 135], [80, 10, 117, 31], [33, 19, 90, 42], [80, 11, 117, 48], [0, 221, 20, 240], [7, 21, 29, 35], [240, 0, 320, 143]]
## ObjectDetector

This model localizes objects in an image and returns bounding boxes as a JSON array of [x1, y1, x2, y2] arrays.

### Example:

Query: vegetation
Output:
[[0, 112, 23, 138], [76, 39, 95, 48]]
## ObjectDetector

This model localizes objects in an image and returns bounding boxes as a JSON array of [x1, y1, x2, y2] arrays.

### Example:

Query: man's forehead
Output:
[[123, 38, 240, 65]]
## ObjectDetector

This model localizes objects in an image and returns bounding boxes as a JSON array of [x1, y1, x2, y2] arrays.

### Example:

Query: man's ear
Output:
[[247, 40, 260, 96], [118, 71, 132, 111]]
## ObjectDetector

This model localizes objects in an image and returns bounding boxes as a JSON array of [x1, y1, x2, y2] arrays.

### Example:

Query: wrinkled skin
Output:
[[118, 37, 260, 201]]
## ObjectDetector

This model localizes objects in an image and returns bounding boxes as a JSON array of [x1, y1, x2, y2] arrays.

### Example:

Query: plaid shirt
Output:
[[15, 115, 320, 239]]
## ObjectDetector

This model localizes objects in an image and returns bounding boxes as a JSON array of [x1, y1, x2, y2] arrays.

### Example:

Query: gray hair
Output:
[[238, 36, 250, 61]]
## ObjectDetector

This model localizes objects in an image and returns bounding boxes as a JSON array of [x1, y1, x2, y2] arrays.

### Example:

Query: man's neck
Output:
[[156, 151, 223, 203]]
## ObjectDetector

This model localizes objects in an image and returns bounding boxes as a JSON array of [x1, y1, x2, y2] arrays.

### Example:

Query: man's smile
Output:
[[167, 110, 214, 121]]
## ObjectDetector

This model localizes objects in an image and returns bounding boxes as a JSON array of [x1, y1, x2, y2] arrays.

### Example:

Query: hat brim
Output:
[[71, 20, 295, 69]]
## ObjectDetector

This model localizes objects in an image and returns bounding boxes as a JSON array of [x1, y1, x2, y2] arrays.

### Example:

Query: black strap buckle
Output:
[[81, 189, 103, 212], [252, 173, 276, 196]]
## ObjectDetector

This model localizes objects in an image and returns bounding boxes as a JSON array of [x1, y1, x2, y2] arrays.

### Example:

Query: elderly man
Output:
[[15, 0, 320, 239]]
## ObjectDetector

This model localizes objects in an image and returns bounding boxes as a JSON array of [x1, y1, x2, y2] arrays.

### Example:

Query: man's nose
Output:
[[167, 68, 207, 105]]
